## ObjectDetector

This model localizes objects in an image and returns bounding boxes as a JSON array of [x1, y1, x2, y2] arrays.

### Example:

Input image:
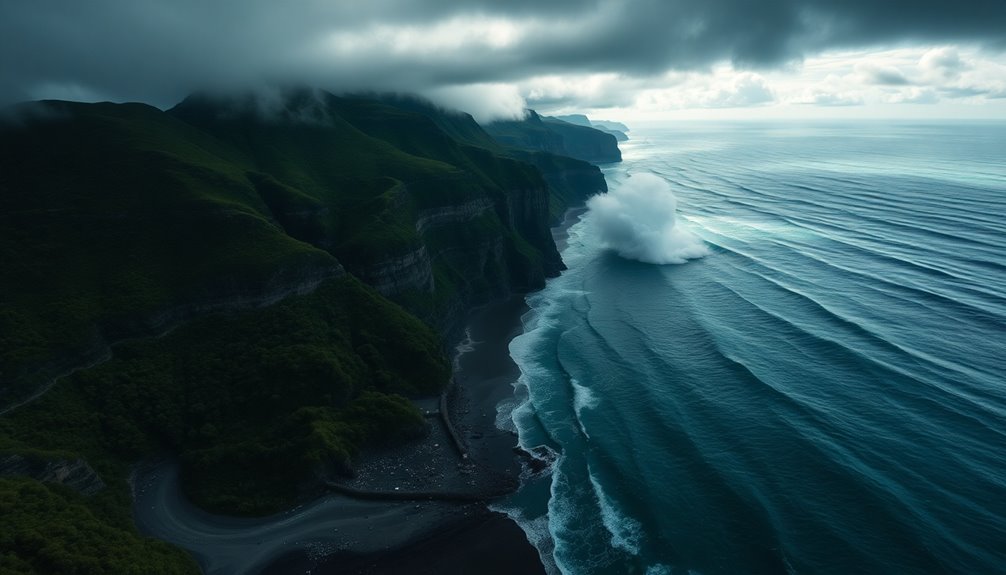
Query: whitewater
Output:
[[496, 121, 1006, 574]]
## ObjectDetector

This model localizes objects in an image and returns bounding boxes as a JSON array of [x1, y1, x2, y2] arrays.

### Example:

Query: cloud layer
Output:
[[1, 0, 1003, 114]]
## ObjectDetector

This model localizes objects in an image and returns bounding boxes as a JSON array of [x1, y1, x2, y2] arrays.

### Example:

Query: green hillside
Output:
[[0, 89, 590, 572], [0, 101, 343, 406], [484, 110, 622, 164], [170, 90, 563, 326]]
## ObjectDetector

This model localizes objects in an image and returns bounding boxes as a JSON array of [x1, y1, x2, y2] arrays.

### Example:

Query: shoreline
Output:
[[295, 209, 589, 572], [133, 296, 547, 575], [133, 209, 587, 574], [264, 295, 546, 574]]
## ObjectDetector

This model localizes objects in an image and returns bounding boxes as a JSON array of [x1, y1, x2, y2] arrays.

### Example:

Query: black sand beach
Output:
[[133, 210, 588, 574], [133, 297, 546, 574]]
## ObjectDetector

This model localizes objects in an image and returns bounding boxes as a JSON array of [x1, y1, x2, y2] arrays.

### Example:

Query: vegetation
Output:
[[0, 276, 447, 571], [484, 109, 622, 164], [169, 90, 563, 322], [0, 89, 611, 572], [0, 477, 198, 575], [511, 150, 609, 221], [2, 277, 447, 511], [0, 100, 339, 405]]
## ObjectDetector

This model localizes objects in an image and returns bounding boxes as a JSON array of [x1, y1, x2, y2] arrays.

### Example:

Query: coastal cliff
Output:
[[553, 114, 630, 141], [0, 92, 575, 408], [0, 89, 617, 572], [485, 110, 622, 164], [169, 90, 563, 336], [510, 150, 609, 222]]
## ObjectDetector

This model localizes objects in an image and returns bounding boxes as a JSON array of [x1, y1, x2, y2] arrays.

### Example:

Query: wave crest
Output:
[[587, 172, 710, 264]]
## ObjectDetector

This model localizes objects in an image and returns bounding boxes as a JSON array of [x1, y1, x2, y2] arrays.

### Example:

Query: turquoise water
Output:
[[497, 122, 1006, 574]]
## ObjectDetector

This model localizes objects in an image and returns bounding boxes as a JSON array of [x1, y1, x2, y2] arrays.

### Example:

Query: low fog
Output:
[[1, 0, 1004, 117]]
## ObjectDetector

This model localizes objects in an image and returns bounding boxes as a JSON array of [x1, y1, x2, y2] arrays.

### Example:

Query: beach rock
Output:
[[514, 445, 558, 475]]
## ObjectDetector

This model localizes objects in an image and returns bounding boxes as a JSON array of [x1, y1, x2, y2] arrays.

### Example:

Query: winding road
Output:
[[132, 462, 470, 574]]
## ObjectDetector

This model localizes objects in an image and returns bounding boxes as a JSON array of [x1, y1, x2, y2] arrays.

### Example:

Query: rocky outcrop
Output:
[[0, 453, 106, 495], [415, 197, 495, 234], [356, 244, 435, 296], [354, 174, 560, 338], [510, 150, 609, 222], [552, 114, 592, 127], [591, 120, 629, 133], [597, 128, 628, 142]]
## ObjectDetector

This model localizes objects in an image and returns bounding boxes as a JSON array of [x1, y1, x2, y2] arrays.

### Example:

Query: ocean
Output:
[[495, 121, 1006, 574]]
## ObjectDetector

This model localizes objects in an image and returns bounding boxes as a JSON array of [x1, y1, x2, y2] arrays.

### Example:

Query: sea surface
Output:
[[496, 121, 1006, 574]]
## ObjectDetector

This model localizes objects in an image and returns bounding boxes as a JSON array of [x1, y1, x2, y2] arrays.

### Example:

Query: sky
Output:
[[2, 0, 1005, 122]]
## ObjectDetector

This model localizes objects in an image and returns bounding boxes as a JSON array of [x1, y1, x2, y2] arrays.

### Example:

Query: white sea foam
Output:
[[588, 464, 644, 556], [547, 458, 579, 575], [498, 214, 606, 575], [587, 172, 710, 264], [488, 500, 561, 575], [570, 378, 600, 414], [570, 378, 599, 439]]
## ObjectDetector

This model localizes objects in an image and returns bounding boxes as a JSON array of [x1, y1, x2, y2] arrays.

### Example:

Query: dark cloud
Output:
[[1, 0, 1004, 108]]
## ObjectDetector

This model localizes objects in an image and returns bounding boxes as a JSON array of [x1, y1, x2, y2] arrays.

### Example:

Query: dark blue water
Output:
[[496, 122, 1006, 574]]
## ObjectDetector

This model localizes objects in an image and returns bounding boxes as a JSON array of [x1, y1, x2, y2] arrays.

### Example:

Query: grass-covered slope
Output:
[[0, 101, 342, 406], [1, 277, 447, 514], [0, 90, 575, 572], [1, 91, 565, 406], [0, 276, 447, 573], [170, 90, 563, 328]]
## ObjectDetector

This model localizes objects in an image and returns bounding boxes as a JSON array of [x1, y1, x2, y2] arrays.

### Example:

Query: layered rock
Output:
[[357, 244, 435, 296], [0, 454, 105, 496]]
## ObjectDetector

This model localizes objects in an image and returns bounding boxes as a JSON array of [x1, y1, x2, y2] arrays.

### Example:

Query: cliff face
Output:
[[170, 91, 565, 337], [358, 244, 435, 296], [0, 91, 616, 572], [555, 116, 630, 141], [510, 150, 609, 222], [541, 117, 622, 164], [0, 454, 105, 496], [484, 110, 622, 164], [0, 92, 586, 409]]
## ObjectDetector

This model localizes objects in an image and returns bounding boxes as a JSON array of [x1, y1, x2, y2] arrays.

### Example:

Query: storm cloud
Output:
[[1, 0, 1004, 111]]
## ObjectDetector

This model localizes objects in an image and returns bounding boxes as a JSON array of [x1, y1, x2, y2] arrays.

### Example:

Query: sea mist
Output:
[[586, 172, 709, 264]]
